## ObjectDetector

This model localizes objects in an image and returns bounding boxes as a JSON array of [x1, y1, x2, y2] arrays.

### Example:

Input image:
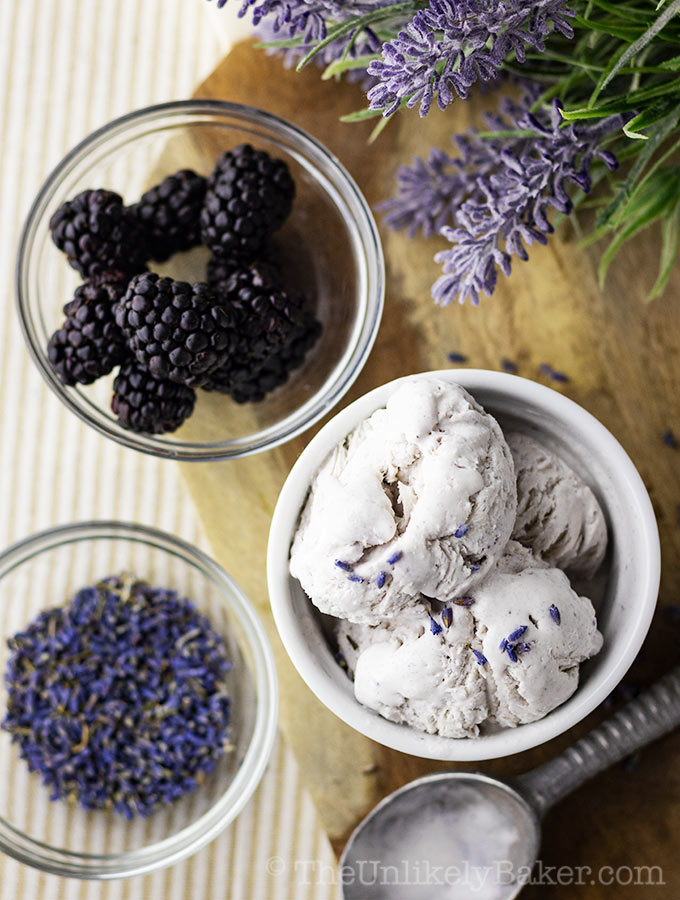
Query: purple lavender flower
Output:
[[454, 524, 468, 538], [214, 0, 403, 81], [472, 648, 487, 665], [380, 148, 465, 238], [432, 97, 622, 305], [442, 607, 453, 627], [367, 0, 576, 118], [376, 570, 387, 588], [549, 603, 561, 625], [213, 0, 392, 40]]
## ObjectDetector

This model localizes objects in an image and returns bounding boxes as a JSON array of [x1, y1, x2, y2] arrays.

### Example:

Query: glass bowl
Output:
[[0, 521, 278, 878], [16, 100, 384, 461]]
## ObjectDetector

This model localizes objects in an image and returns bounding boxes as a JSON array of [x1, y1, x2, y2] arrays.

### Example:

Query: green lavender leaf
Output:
[[589, 0, 680, 105], [598, 167, 680, 284], [322, 54, 377, 79], [623, 97, 680, 138], [597, 112, 680, 227], [648, 195, 680, 298], [658, 52, 680, 68]]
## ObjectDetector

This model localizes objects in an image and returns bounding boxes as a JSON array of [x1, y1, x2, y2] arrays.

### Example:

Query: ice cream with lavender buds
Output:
[[289, 378, 607, 738], [289, 379, 517, 625], [507, 431, 608, 578]]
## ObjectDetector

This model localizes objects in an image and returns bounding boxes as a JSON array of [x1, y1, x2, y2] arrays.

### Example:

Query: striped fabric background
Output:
[[0, 2, 339, 897]]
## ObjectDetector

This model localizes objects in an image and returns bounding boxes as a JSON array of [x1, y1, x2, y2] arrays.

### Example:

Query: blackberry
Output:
[[220, 264, 306, 364], [47, 282, 127, 386], [49, 189, 148, 281], [130, 169, 207, 262], [115, 273, 236, 387], [205, 241, 283, 289], [112, 359, 195, 434], [200, 144, 295, 260], [203, 308, 322, 402], [205, 253, 244, 287]]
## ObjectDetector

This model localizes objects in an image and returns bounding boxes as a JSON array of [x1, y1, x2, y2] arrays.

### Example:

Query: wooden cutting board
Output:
[[181, 39, 680, 897]]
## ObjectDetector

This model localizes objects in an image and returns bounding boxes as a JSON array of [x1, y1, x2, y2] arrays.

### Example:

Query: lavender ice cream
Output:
[[508, 432, 607, 577], [290, 379, 517, 625], [289, 379, 607, 738]]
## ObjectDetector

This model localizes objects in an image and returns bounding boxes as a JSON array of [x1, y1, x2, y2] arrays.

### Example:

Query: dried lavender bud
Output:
[[663, 430, 677, 449], [453, 596, 475, 607], [549, 604, 561, 625], [540, 363, 569, 382], [348, 574, 364, 583], [507, 625, 528, 642], [472, 649, 488, 666], [335, 559, 353, 571], [2, 575, 231, 819], [387, 551, 403, 565], [505, 644, 519, 663], [376, 571, 387, 589], [515, 642, 532, 653], [501, 358, 517, 373], [441, 607, 453, 628], [447, 351, 467, 363], [429, 614, 443, 636], [454, 525, 469, 538]]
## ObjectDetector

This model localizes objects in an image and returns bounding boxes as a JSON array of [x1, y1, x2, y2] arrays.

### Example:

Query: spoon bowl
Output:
[[340, 773, 539, 900]]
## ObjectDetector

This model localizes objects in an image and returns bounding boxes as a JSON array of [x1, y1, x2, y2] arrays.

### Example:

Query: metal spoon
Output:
[[340, 667, 680, 899]]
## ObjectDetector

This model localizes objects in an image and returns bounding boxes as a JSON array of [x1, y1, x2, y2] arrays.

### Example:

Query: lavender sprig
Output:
[[213, 0, 395, 41], [432, 98, 622, 305], [367, 0, 575, 118]]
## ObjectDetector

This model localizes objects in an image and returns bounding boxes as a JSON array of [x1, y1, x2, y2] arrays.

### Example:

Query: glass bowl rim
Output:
[[0, 519, 279, 879], [16, 99, 385, 462]]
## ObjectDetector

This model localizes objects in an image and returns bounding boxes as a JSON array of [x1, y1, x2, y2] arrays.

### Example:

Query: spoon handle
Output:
[[515, 666, 680, 816]]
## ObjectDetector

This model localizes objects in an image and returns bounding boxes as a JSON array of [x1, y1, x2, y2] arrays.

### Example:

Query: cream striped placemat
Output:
[[0, 2, 339, 897]]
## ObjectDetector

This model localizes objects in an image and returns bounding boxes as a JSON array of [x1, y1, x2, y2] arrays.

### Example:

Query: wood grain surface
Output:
[[182, 39, 680, 897]]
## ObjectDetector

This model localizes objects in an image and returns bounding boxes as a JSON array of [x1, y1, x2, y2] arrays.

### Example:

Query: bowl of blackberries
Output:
[[16, 101, 384, 460]]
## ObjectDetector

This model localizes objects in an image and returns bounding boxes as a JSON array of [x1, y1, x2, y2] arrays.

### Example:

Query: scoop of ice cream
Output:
[[493, 540, 549, 575], [336, 603, 490, 739], [474, 566, 602, 728], [336, 547, 602, 736], [290, 379, 517, 625], [508, 432, 607, 578]]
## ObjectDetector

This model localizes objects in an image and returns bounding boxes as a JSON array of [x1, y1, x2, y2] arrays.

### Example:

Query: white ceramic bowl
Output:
[[267, 370, 660, 761]]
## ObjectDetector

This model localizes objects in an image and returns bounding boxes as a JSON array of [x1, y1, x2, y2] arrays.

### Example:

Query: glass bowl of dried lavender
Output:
[[0, 521, 277, 878], [16, 100, 384, 461]]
